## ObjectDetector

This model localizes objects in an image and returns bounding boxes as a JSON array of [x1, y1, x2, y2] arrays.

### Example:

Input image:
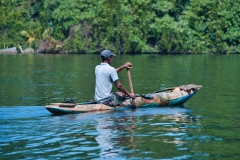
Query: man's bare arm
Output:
[[114, 80, 135, 99], [116, 62, 133, 73]]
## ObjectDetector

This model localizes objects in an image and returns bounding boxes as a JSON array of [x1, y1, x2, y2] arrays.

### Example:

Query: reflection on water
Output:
[[0, 106, 197, 159], [0, 104, 239, 159]]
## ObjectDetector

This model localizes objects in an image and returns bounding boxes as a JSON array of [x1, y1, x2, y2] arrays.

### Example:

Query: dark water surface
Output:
[[0, 54, 239, 159]]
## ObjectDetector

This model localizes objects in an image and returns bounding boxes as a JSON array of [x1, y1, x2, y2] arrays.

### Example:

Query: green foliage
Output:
[[0, 0, 25, 48], [0, 0, 239, 54], [181, 0, 240, 53]]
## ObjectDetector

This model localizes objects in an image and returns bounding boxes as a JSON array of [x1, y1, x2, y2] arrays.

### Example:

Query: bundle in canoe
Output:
[[45, 84, 202, 115]]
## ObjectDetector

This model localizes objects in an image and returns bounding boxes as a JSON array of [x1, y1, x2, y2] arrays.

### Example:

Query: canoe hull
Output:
[[45, 84, 202, 115], [46, 103, 115, 114]]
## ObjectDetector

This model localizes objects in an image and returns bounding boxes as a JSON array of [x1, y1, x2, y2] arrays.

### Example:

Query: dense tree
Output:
[[0, 0, 239, 54]]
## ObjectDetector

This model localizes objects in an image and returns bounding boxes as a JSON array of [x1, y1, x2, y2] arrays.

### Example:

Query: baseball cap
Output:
[[100, 50, 116, 58]]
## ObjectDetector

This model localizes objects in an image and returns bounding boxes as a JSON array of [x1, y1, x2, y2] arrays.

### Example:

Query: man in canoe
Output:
[[94, 50, 135, 106]]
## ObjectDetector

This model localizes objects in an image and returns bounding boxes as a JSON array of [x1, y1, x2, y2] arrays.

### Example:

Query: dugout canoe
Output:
[[45, 84, 202, 115]]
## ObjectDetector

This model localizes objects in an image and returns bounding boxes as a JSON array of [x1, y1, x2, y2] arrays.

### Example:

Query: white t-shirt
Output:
[[94, 63, 119, 102]]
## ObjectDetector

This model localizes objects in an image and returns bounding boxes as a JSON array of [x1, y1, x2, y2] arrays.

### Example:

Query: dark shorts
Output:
[[98, 92, 125, 107]]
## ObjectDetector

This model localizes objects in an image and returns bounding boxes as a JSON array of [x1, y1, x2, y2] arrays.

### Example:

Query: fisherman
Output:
[[94, 49, 135, 106]]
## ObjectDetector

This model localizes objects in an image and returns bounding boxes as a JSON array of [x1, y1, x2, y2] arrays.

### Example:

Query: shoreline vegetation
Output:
[[1, 0, 239, 54]]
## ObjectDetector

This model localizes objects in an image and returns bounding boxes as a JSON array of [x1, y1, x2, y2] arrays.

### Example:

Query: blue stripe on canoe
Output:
[[46, 107, 84, 114], [168, 90, 198, 106]]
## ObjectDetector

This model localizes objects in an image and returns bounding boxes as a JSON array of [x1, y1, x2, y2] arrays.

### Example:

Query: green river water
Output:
[[0, 54, 239, 159]]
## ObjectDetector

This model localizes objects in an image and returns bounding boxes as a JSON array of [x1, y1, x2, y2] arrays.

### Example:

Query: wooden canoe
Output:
[[45, 84, 202, 115]]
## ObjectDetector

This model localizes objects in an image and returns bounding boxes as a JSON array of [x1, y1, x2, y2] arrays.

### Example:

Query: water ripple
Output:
[[0, 105, 239, 159]]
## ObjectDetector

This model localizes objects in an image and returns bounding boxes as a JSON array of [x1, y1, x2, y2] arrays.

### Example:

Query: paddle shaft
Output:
[[127, 69, 136, 109], [127, 69, 134, 94]]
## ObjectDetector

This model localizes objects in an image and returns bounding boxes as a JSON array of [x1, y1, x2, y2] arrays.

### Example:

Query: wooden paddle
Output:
[[127, 68, 136, 109]]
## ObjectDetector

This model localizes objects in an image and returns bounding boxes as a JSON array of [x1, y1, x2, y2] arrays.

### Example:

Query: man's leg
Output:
[[107, 92, 125, 106]]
